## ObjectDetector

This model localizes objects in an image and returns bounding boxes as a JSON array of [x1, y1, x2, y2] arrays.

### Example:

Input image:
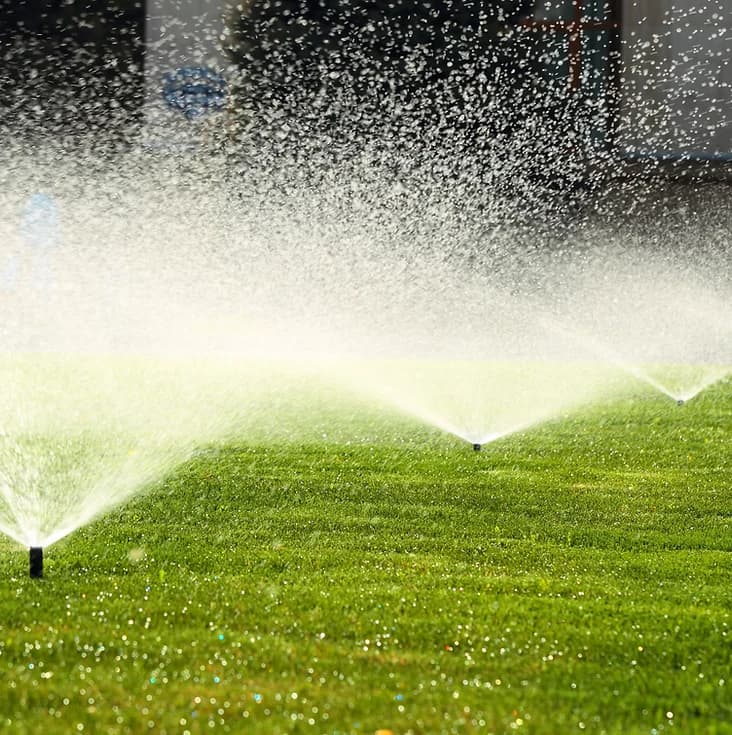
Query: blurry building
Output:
[[0, 0, 728, 162], [144, 0, 730, 161], [522, 0, 731, 161], [619, 0, 732, 161]]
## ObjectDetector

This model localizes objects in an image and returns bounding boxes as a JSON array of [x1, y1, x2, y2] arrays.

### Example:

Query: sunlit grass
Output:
[[0, 373, 730, 734]]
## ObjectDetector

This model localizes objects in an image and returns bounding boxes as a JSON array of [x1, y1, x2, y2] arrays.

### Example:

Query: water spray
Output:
[[29, 547, 43, 578], [473, 443, 482, 452]]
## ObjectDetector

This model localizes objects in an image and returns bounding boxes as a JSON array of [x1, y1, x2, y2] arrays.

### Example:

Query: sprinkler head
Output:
[[472, 443, 482, 452], [29, 547, 43, 578], [677, 399, 685, 406]]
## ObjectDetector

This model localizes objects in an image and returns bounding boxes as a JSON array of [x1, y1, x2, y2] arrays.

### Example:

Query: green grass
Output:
[[0, 380, 731, 734]]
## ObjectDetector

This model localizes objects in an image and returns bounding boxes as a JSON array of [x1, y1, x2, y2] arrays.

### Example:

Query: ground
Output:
[[0, 379, 731, 734]]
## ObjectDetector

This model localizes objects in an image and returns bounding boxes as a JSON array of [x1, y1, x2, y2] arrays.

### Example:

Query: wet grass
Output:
[[0, 380, 731, 734]]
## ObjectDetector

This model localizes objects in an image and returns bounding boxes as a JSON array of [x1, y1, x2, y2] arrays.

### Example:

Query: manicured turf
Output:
[[0, 379, 731, 734]]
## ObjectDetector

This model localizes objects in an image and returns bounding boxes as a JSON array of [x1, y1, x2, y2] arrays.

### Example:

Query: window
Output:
[[520, 0, 618, 92]]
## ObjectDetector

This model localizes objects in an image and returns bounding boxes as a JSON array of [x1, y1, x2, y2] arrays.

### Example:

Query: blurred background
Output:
[[0, 1, 730, 180]]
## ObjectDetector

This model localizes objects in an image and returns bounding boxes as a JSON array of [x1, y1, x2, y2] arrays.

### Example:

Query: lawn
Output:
[[0, 375, 731, 734]]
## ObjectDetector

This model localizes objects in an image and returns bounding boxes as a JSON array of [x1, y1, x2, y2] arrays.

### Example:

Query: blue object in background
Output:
[[0, 253, 21, 292], [161, 67, 228, 121], [10, 192, 62, 292], [21, 193, 60, 248]]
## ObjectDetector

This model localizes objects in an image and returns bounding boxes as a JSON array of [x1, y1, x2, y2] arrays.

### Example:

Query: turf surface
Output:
[[0, 379, 731, 734]]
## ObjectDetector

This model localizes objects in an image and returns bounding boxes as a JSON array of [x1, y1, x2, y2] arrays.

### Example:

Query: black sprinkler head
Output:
[[473, 443, 482, 452], [677, 399, 685, 406], [29, 547, 43, 578]]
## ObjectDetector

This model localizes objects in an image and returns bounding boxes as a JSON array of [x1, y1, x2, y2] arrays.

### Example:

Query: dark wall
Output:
[[223, 0, 607, 215], [227, 0, 533, 104], [0, 0, 145, 137], [228, 0, 533, 80], [225, 1, 539, 155]]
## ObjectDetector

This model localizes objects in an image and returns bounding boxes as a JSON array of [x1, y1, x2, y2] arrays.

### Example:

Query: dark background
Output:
[[0, 0, 145, 136], [0, 1, 544, 136], [0, 0, 601, 208]]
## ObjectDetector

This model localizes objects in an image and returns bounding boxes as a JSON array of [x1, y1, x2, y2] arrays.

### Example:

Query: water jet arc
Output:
[[29, 547, 43, 578]]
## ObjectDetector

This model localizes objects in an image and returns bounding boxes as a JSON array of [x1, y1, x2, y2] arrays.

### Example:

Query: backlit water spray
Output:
[[0, 2, 730, 574]]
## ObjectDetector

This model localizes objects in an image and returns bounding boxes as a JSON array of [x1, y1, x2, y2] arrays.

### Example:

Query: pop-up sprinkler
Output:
[[677, 399, 685, 406], [473, 443, 481, 452], [29, 547, 43, 578]]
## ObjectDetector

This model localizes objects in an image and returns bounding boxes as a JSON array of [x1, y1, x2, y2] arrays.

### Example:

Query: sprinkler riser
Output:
[[29, 547, 43, 578], [473, 443, 481, 452]]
